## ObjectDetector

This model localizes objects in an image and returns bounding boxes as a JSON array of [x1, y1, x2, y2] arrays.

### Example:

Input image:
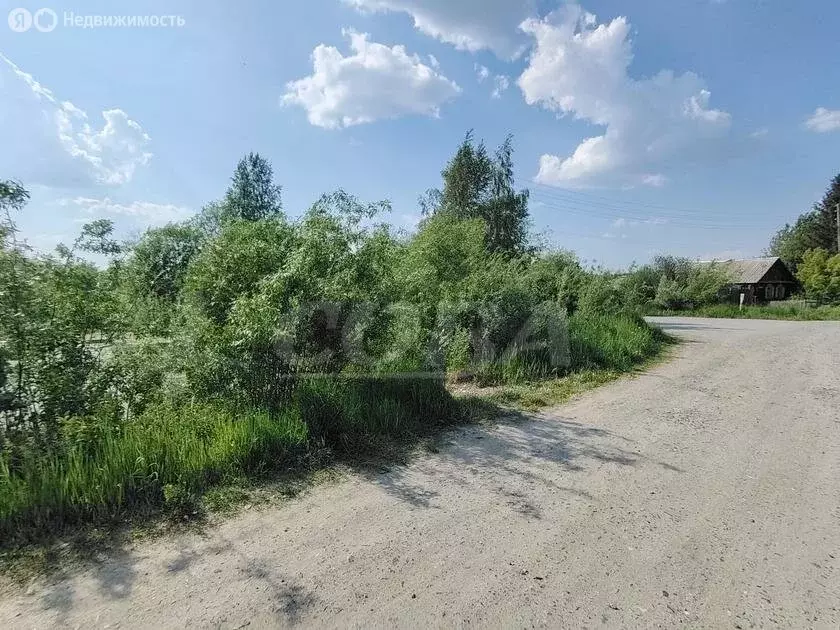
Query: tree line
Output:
[[769, 174, 840, 304]]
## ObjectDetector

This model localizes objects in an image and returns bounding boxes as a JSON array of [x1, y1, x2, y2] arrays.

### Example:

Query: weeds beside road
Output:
[[651, 303, 840, 321]]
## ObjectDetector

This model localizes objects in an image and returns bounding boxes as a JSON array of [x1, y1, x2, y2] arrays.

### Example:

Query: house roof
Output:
[[704, 257, 783, 284]]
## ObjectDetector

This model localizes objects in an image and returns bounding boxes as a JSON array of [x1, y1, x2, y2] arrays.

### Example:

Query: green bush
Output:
[[652, 257, 730, 310], [577, 274, 627, 316]]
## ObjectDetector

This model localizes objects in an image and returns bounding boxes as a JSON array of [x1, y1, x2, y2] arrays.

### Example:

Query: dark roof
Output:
[[703, 257, 783, 284]]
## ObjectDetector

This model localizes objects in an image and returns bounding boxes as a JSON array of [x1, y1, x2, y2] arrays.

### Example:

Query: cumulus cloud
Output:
[[60, 197, 191, 225], [344, 0, 537, 58], [518, 4, 731, 187], [475, 63, 490, 83], [0, 54, 152, 187], [804, 107, 840, 133], [283, 30, 460, 129]]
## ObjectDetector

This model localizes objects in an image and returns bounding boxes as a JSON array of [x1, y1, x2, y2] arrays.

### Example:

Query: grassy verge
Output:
[[0, 378, 459, 546], [650, 304, 840, 321], [0, 314, 671, 579], [485, 369, 631, 411]]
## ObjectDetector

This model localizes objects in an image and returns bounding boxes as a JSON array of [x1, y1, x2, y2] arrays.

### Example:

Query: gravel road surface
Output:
[[2, 317, 839, 628]]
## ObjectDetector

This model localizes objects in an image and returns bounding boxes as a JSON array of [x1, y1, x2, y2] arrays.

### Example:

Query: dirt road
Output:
[[2, 317, 839, 628]]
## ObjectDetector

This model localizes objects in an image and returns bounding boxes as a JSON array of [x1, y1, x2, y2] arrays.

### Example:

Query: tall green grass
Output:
[[652, 304, 840, 321], [472, 313, 665, 384], [0, 377, 458, 542], [297, 376, 459, 451], [0, 403, 307, 541], [569, 313, 665, 371]]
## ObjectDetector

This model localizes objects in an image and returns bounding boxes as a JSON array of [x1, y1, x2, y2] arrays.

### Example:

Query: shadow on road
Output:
[[360, 402, 683, 513]]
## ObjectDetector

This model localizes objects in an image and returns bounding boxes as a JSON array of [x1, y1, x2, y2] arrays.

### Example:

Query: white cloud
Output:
[[518, 4, 731, 187], [282, 30, 460, 129], [345, 0, 537, 58], [475, 65, 510, 99], [804, 107, 840, 133], [491, 75, 510, 99], [641, 173, 667, 187], [611, 216, 667, 229], [60, 197, 191, 225], [0, 54, 152, 187]]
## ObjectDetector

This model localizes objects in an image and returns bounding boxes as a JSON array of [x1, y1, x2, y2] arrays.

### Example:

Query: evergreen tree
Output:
[[816, 173, 840, 253], [770, 173, 840, 265]]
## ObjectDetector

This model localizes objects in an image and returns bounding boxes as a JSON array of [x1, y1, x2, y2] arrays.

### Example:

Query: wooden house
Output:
[[712, 257, 798, 305]]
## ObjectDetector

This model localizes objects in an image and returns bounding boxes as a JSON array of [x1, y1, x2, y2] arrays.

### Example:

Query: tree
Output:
[[74, 219, 122, 256], [222, 153, 283, 222], [797, 248, 840, 304], [0, 181, 31, 424], [770, 173, 840, 266], [0, 180, 29, 219], [126, 224, 203, 302], [769, 211, 827, 268], [1, 183, 125, 448], [817, 173, 840, 253], [189, 201, 229, 239], [425, 132, 530, 255]]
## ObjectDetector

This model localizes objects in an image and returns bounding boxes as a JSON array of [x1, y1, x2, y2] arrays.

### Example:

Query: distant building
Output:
[[709, 257, 798, 305]]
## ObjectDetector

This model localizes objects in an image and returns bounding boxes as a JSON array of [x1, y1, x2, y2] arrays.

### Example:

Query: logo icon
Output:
[[33, 7, 57, 32], [8, 7, 32, 32]]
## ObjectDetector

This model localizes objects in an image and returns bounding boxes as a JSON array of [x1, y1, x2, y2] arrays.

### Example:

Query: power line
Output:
[[529, 190, 756, 230], [531, 185, 750, 223], [528, 183, 782, 230], [530, 183, 743, 218]]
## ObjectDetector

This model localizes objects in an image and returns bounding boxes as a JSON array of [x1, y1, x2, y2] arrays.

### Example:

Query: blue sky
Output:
[[1, 0, 839, 267]]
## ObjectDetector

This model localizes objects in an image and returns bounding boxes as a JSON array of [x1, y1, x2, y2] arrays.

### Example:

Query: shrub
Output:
[[0, 239, 126, 453], [653, 257, 730, 309], [522, 251, 586, 314], [577, 274, 628, 316]]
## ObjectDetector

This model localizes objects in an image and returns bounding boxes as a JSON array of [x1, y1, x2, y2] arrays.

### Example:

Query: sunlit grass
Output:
[[652, 304, 840, 321]]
